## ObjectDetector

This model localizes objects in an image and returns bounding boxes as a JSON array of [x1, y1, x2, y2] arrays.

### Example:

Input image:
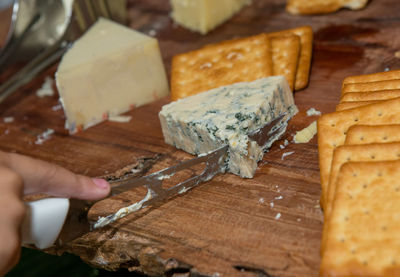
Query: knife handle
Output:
[[21, 198, 70, 249]]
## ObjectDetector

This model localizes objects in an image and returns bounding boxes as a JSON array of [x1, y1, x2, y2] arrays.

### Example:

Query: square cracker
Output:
[[267, 26, 313, 91], [343, 69, 400, 84], [321, 160, 400, 277], [170, 34, 272, 100], [336, 100, 382, 111], [341, 89, 400, 102], [317, 98, 400, 209], [345, 124, 400, 145], [271, 34, 300, 91], [286, 0, 368, 15], [342, 79, 400, 95], [326, 142, 400, 217], [321, 142, 400, 254]]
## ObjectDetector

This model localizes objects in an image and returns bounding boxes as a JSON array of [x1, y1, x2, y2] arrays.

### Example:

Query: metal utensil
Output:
[[0, 0, 73, 70], [0, 0, 75, 102], [0, 0, 127, 103], [21, 114, 287, 249]]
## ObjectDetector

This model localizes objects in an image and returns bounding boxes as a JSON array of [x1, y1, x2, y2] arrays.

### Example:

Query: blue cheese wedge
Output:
[[159, 76, 298, 178]]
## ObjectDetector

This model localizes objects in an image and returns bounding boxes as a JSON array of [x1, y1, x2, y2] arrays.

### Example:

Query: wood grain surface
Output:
[[1, 0, 400, 276]]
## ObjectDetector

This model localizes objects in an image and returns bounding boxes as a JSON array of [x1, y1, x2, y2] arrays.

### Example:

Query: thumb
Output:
[[3, 152, 110, 200]]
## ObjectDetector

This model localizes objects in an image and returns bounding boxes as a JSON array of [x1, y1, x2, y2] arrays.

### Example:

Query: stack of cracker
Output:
[[170, 26, 313, 100], [337, 69, 400, 111], [318, 69, 400, 276]]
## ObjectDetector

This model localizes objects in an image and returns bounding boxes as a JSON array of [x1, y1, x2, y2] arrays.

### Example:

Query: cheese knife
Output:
[[21, 114, 287, 249]]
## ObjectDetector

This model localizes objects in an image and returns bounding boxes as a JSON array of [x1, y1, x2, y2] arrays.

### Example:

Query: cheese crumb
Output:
[[148, 29, 156, 36], [297, 218, 301, 222], [36, 77, 54, 98], [3, 117, 14, 123], [275, 195, 283, 200], [280, 139, 290, 149], [94, 190, 152, 228], [281, 151, 294, 160], [306, 108, 321, 116], [258, 197, 265, 204], [293, 121, 317, 143], [275, 213, 281, 220], [52, 104, 63, 111], [108, 115, 132, 123], [178, 186, 190, 194], [35, 129, 54, 145], [270, 202, 274, 208]]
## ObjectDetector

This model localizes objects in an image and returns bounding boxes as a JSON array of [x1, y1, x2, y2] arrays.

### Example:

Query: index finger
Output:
[[1, 152, 110, 201]]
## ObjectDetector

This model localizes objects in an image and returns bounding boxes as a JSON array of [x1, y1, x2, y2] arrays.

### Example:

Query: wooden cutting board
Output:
[[1, 0, 400, 276]]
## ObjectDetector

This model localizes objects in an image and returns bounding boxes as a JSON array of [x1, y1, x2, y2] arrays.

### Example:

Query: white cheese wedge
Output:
[[36, 77, 54, 98], [170, 0, 251, 34], [56, 18, 169, 133], [159, 76, 298, 178]]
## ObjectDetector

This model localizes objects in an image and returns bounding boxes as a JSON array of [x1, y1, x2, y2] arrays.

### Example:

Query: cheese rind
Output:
[[170, 0, 251, 34], [159, 76, 298, 178], [56, 18, 169, 133]]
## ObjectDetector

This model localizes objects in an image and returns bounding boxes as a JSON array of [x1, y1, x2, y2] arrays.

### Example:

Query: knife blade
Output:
[[21, 114, 287, 249]]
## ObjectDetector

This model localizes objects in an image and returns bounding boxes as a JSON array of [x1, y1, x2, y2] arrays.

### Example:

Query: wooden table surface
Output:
[[1, 0, 400, 276]]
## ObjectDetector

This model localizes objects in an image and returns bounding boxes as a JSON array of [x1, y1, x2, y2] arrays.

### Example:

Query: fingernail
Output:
[[92, 178, 109, 189]]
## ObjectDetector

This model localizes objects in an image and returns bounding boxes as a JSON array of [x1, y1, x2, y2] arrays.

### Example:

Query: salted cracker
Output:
[[345, 124, 400, 145], [326, 143, 400, 217], [343, 69, 400, 84], [286, 0, 368, 15], [335, 100, 382, 111], [341, 89, 400, 102], [321, 161, 400, 276], [271, 34, 300, 91], [317, 98, 400, 209], [342, 79, 400, 95], [170, 34, 272, 100], [267, 26, 313, 90], [337, 90, 400, 111], [271, 35, 300, 91], [321, 142, 400, 254]]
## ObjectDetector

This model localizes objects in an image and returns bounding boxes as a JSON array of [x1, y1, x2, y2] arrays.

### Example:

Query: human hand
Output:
[[0, 151, 110, 276]]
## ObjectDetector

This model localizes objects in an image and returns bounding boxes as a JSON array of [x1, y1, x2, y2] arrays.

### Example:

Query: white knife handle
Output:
[[21, 198, 70, 249]]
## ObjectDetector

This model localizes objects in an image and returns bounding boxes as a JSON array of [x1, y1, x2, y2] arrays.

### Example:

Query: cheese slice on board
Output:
[[56, 18, 169, 133], [170, 0, 251, 34], [159, 76, 298, 178]]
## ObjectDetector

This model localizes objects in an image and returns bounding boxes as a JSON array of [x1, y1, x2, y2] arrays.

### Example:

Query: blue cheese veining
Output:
[[159, 76, 298, 178]]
